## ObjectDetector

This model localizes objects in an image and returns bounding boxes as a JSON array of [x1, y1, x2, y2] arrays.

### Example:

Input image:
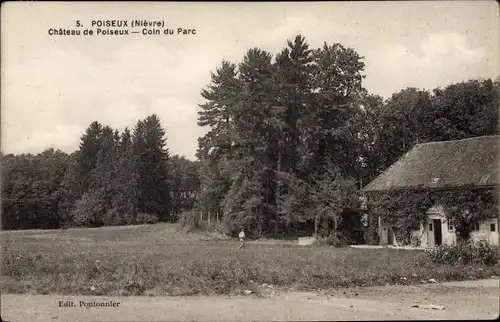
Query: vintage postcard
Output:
[[1, 1, 499, 321]]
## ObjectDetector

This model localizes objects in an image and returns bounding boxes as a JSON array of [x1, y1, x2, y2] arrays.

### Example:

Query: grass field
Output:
[[1, 223, 499, 296]]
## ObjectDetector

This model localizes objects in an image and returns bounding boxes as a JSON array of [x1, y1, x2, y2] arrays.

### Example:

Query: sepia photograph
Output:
[[1, 1, 499, 321]]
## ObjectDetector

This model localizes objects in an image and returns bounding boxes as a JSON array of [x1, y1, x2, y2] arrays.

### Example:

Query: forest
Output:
[[1, 35, 498, 238]]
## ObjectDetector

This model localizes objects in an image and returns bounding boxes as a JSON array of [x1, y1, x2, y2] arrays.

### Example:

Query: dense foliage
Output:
[[367, 186, 499, 244], [366, 187, 436, 244], [1, 34, 498, 237], [439, 186, 499, 242], [426, 243, 499, 266], [193, 34, 499, 238], [1, 115, 200, 230]]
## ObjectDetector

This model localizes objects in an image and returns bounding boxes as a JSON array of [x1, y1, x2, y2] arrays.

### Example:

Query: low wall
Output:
[[298, 236, 316, 246]]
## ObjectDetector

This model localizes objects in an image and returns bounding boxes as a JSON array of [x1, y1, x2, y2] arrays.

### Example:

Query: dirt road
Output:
[[2, 278, 498, 321]]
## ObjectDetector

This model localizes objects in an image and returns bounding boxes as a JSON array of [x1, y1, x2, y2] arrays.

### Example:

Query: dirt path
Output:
[[2, 278, 498, 321]]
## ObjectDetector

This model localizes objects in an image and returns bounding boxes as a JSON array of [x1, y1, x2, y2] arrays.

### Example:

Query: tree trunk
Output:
[[257, 205, 262, 238], [275, 139, 281, 238], [216, 210, 219, 224], [333, 215, 337, 239], [208, 211, 211, 227], [314, 215, 319, 237], [456, 227, 471, 245]]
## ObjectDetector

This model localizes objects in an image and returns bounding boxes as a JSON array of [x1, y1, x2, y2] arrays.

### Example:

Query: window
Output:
[[447, 221, 454, 231], [480, 174, 490, 184], [360, 197, 367, 211], [491, 223, 496, 232], [361, 213, 369, 227], [473, 222, 480, 231], [429, 223, 433, 231]]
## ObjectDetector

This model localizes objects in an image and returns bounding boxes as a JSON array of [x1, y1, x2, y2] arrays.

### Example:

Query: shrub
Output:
[[314, 233, 350, 247], [313, 236, 335, 247], [71, 189, 106, 227], [135, 213, 158, 225], [363, 227, 379, 245], [103, 208, 125, 226], [426, 242, 500, 266], [178, 210, 201, 229]]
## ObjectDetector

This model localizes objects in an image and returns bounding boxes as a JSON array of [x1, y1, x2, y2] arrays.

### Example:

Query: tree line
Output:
[[193, 35, 499, 239], [1, 115, 200, 230], [1, 34, 498, 237]]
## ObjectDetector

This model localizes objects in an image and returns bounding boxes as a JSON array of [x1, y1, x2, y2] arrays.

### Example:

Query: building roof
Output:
[[362, 135, 499, 192]]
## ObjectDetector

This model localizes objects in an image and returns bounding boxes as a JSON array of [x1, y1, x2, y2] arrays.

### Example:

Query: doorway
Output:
[[387, 228, 394, 245], [433, 219, 442, 246]]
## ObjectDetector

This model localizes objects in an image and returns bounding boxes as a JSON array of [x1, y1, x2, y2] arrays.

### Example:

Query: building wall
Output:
[[423, 209, 456, 247], [411, 222, 427, 247], [378, 204, 499, 247], [378, 217, 395, 245], [470, 218, 499, 246], [423, 205, 498, 247], [378, 217, 406, 246]]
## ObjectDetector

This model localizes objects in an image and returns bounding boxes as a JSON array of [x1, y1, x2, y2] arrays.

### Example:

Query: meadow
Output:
[[1, 223, 498, 296]]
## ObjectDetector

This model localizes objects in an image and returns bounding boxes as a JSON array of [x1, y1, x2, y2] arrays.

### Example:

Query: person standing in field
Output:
[[238, 228, 246, 249]]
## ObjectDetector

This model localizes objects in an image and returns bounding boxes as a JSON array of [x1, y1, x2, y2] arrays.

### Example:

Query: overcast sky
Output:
[[1, 1, 499, 160]]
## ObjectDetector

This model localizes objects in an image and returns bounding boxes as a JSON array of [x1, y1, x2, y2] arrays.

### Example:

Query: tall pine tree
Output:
[[133, 115, 171, 221]]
